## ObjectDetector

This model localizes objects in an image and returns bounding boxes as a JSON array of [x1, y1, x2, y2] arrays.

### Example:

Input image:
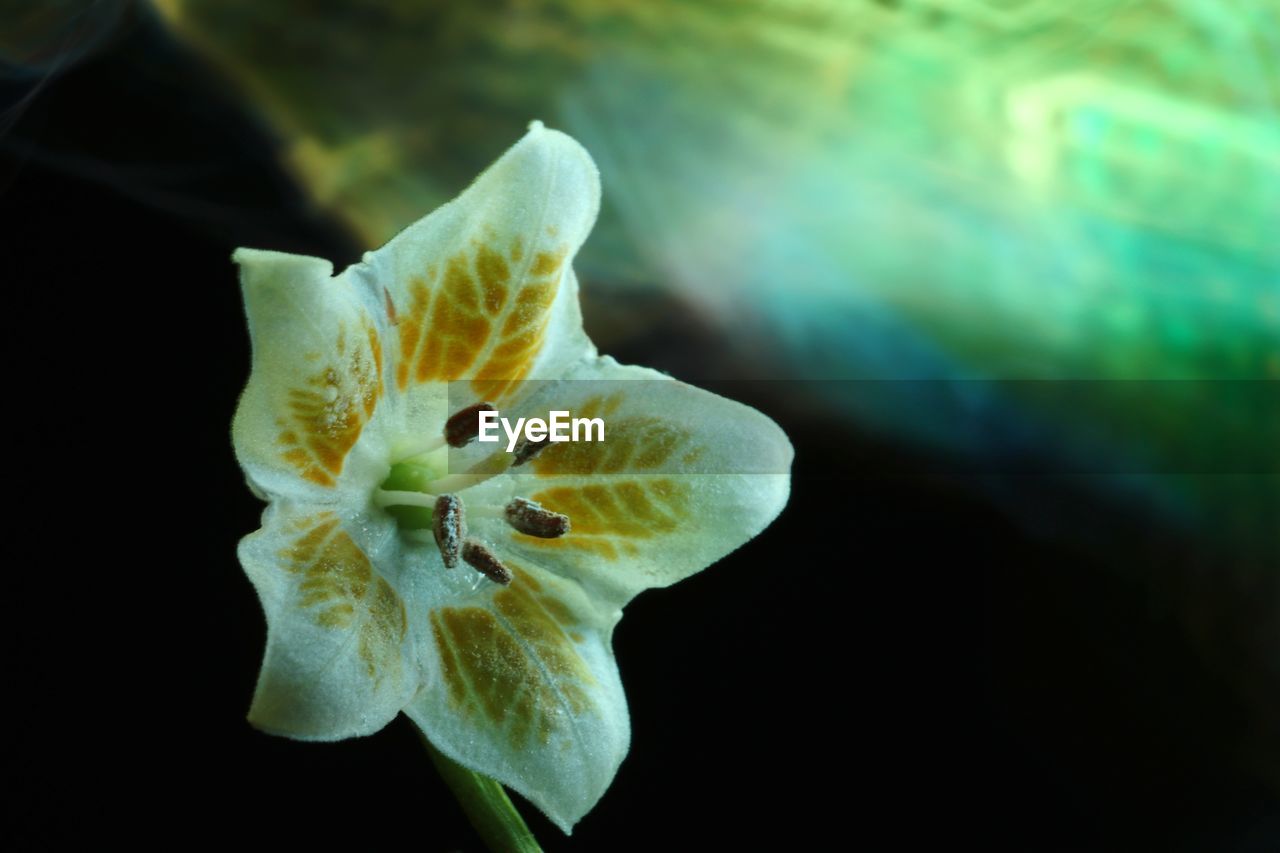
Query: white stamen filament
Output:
[[393, 435, 448, 461], [429, 472, 501, 493], [374, 489, 439, 508]]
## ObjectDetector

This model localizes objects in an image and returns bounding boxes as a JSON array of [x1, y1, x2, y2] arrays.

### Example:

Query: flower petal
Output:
[[494, 356, 793, 605], [239, 502, 420, 740], [233, 249, 390, 502], [406, 561, 628, 833], [362, 122, 599, 404]]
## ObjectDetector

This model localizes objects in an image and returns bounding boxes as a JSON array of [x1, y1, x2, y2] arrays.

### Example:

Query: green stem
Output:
[[421, 733, 543, 853]]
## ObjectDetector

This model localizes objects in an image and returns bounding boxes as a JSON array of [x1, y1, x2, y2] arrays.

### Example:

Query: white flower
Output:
[[232, 121, 792, 831]]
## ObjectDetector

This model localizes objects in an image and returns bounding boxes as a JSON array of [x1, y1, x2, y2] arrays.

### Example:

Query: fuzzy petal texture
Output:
[[233, 249, 390, 503], [361, 122, 599, 413], [239, 503, 421, 740], [487, 357, 794, 606], [405, 559, 628, 833], [230, 122, 793, 835]]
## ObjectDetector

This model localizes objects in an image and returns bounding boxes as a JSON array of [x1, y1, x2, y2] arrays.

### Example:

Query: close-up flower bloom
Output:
[[231, 121, 792, 831], [13, 4, 1275, 847]]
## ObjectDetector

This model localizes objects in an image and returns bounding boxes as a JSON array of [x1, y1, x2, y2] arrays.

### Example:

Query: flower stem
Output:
[[420, 732, 543, 853]]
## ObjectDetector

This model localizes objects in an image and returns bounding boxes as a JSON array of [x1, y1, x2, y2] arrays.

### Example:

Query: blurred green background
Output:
[[124, 0, 1279, 550], [7, 0, 1272, 582], [141, 0, 1278, 370], [3, 1, 1278, 847]]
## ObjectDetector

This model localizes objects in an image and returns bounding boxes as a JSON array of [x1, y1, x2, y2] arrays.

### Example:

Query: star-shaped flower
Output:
[[232, 121, 792, 831]]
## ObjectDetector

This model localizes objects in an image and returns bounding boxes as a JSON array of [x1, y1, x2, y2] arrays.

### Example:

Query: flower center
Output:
[[373, 402, 571, 585], [378, 452, 448, 532]]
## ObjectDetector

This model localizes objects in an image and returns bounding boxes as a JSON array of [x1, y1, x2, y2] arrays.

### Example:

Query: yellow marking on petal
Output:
[[317, 603, 355, 628], [395, 238, 567, 396], [681, 447, 705, 466], [430, 568, 595, 748], [496, 568, 594, 702], [476, 244, 512, 316], [384, 288, 399, 325], [275, 319, 383, 486], [530, 249, 566, 278], [471, 276, 563, 399], [524, 536, 627, 559], [431, 612, 468, 707], [279, 513, 407, 682], [397, 277, 432, 390], [409, 254, 491, 383], [535, 593, 576, 626], [533, 482, 682, 536], [509, 281, 558, 322], [470, 243, 566, 399], [523, 478, 689, 560], [531, 406, 693, 477], [366, 323, 383, 413], [281, 513, 341, 564], [432, 608, 557, 747]]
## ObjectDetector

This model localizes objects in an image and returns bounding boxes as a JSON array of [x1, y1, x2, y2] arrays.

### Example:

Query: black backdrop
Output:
[[5, 14, 1277, 851]]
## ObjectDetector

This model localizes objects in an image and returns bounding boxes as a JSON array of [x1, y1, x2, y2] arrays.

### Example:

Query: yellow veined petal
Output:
[[362, 122, 598, 406], [407, 560, 628, 834], [233, 249, 390, 502], [494, 357, 793, 605], [239, 502, 420, 740]]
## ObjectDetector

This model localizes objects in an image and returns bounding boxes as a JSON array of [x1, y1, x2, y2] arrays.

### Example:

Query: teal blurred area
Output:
[[137, 0, 1279, 554], [566, 3, 1280, 379], [3, 4, 1278, 844], [7, 1, 1267, 541], [553, 4, 1280, 533]]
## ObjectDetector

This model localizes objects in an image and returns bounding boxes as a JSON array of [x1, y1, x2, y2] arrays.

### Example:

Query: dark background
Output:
[[4, 13, 1278, 851]]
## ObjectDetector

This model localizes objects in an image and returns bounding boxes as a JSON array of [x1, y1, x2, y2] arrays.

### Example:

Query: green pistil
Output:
[[380, 460, 438, 530]]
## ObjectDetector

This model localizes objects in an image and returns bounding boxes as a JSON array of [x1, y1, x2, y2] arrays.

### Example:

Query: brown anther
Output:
[[511, 437, 549, 466], [432, 494, 465, 568], [504, 497, 570, 538], [444, 402, 496, 448], [461, 539, 512, 585]]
